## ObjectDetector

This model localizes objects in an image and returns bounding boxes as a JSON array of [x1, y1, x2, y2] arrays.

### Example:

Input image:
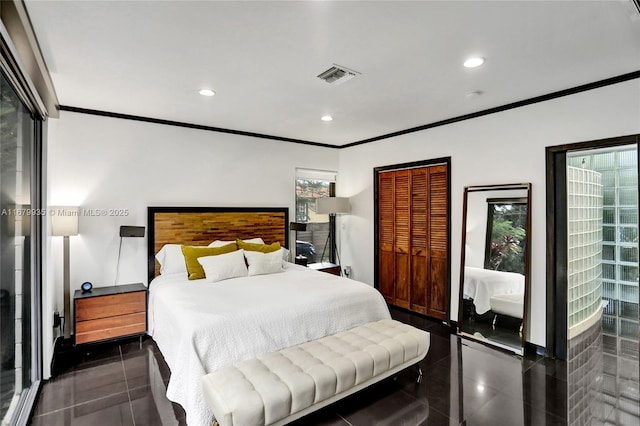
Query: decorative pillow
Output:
[[244, 250, 285, 276], [181, 243, 237, 280], [208, 238, 264, 248], [156, 244, 189, 275], [281, 247, 290, 263], [236, 239, 281, 253], [198, 250, 248, 283]]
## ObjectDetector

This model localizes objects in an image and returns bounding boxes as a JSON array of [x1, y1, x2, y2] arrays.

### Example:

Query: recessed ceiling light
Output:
[[199, 89, 215, 96], [321, 115, 333, 122], [463, 57, 485, 68]]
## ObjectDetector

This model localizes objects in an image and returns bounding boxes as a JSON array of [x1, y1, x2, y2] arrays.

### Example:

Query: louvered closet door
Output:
[[426, 165, 448, 319], [377, 163, 449, 319], [393, 170, 411, 308], [378, 171, 395, 303], [410, 168, 428, 314]]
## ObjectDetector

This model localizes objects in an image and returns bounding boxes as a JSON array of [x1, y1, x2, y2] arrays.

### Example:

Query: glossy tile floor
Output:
[[29, 307, 639, 426]]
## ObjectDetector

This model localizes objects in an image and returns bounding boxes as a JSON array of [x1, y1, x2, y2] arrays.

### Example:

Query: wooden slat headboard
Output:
[[147, 207, 289, 283]]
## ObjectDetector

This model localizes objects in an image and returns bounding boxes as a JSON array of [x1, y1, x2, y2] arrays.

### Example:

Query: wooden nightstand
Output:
[[308, 262, 341, 276], [74, 283, 147, 345]]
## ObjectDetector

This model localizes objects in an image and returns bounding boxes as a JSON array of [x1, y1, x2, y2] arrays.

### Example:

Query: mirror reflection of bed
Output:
[[458, 184, 531, 354]]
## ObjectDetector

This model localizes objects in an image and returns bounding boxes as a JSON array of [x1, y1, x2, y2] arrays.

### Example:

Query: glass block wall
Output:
[[566, 166, 603, 338], [568, 148, 639, 347]]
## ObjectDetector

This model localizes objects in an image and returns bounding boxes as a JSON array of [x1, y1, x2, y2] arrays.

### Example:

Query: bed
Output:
[[462, 266, 525, 315], [146, 207, 391, 426]]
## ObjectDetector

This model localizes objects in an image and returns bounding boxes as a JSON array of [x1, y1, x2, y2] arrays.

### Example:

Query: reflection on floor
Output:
[[602, 335, 640, 425], [30, 307, 639, 425], [460, 299, 522, 351], [459, 309, 523, 351]]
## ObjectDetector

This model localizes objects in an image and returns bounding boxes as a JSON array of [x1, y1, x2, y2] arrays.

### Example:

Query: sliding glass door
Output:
[[0, 68, 41, 425]]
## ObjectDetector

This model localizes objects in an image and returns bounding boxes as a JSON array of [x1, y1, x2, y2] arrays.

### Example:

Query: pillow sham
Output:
[[208, 238, 264, 248], [236, 239, 281, 253], [244, 249, 285, 276], [197, 249, 248, 283], [181, 243, 237, 280], [156, 244, 188, 275]]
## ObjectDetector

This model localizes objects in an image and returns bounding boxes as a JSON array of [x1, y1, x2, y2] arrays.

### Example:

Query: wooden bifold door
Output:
[[377, 163, 449, 319]]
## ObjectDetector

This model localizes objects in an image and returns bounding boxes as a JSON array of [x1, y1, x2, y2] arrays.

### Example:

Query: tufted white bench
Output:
[[490, 293, 524, 334], [490, 293, 524, 320], [202, 319, 430, 426]]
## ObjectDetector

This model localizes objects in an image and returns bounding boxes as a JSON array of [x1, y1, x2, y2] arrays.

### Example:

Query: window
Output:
[[295, 169, 336, 263]]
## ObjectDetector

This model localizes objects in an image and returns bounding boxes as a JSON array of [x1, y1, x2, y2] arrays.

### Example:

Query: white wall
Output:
[[44, 111, 339, 377], [337, 80, 640, 347]]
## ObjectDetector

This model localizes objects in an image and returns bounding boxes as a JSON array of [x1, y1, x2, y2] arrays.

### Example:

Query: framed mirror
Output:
[[458, 183, 531, 354]]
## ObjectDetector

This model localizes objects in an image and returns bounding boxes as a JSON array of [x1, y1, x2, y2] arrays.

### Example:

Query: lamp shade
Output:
[[289, 222, 307, 232], [316, 197, 351, 214], [51, 206, 79, 236]]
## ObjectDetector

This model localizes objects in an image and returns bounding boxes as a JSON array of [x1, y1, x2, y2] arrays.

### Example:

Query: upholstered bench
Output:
[[202, 319, 430, 426], [490, 293, 524, 334], [490, 293, 524, 320]]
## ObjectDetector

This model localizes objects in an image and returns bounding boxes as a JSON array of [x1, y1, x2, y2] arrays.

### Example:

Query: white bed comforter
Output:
[[148, 263, 391, 426], [463, 266, 525, 315]]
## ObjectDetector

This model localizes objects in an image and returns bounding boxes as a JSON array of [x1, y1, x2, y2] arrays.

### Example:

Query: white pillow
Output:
[[208, 238, 265, 248], [198, 249, 248, 283], [244, 249, 284, 276], [280, 247, 290, 263], [155, 244, 187, 275]]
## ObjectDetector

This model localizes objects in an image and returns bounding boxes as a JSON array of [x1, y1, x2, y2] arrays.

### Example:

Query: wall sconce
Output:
[[51, 206, 79, 339], [289, 222, 307, 232], [115, 226, 145, 285]]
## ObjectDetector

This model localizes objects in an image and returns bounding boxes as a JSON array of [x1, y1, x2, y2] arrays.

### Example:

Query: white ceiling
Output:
[[25, 0, 640, 146]]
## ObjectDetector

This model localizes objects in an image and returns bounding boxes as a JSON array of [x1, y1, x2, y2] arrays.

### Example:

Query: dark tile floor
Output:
[[29, 307, 639, 426]]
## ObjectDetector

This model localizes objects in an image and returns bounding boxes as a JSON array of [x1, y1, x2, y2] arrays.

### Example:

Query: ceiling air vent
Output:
[[317, 64, 360, 85]]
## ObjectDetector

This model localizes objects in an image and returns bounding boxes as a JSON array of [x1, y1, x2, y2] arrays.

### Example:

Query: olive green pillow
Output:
[[181, 243, 237, 280], [236, 239, 281, 253]]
